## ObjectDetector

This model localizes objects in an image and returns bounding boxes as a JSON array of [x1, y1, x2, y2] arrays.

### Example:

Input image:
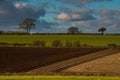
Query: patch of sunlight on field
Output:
[[0, 76, 120, 80]]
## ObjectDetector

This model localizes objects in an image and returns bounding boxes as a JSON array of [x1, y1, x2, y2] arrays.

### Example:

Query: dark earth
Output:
[[0, 47, 106, 74]]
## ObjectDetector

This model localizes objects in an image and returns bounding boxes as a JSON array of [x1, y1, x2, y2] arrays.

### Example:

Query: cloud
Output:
[[98, 9, 120, 20], [56, 8, 120, 33], [57, 6, 72, 13], [60, 0, 112, 6], [33, 19, 60, 33], [56, 13, 71, 21], [0, 0, 119, 33], [0, 0, 46, 31], [36, 20, 57, 29], [54, 6, 120, 33], [14, 3, 28, 9], [75, 18, 120, 33], [71, 13, 95, 21], [99, 9, 116, 19], [56, 8, 96, 21]]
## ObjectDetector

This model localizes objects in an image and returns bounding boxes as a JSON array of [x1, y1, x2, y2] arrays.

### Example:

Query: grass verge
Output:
[[0, 76, 120, 80]]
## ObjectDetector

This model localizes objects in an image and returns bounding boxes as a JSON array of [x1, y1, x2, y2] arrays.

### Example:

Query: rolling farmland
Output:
[[0, 0, 120, 79], [0, 35, 120, 77]]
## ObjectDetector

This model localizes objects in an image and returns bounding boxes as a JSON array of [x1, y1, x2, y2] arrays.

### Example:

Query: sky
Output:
[[0, 0, 120, 33]]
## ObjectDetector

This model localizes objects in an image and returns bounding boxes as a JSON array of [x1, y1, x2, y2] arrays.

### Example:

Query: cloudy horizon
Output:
[[0, 0, 120, 33]]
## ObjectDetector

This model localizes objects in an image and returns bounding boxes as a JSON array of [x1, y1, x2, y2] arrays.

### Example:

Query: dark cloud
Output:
[[6, 0, 29, 2], [33, 19, 60, 33], [60, 0, 112, 6], [56, 8, 120, 33], [0, 0, 46, 31], [75, 18, 120, 33], [98, 9, 120, 19], [58, 6, 72, 13], [71, 9, 96, 21], [0, 0, 119, 33], [36, 20, 56, 29]]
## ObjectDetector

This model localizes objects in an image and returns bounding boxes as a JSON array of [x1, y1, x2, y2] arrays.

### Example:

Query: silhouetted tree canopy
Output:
[[68, 26, 79, 34], [98, 27, 106, 35]]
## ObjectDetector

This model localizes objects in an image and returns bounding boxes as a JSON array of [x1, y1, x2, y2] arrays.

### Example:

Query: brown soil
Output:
[[63, 52, 120, 76], [0, 47, 106, 74]]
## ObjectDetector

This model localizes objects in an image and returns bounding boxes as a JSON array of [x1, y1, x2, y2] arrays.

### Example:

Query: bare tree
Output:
[[19, 18, 35, 33]]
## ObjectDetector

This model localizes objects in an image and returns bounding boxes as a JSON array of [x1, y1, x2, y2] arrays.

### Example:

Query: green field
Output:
[[0, 76, 120, 80], [0, 35, 120, 46]]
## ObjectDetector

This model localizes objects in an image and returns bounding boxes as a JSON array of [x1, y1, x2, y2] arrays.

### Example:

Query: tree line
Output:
[[18, 18, 107, 35], [0, 18, 109, 35]]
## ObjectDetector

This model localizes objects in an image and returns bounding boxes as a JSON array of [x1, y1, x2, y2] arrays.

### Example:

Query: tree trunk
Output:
[[101, 31, 104, 35], [26, 26, 30, 33]]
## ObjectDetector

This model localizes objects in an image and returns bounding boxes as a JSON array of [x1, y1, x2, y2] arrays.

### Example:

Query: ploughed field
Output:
[[0, 47, 106, 74]]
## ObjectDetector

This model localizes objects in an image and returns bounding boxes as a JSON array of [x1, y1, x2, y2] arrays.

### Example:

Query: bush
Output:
[[83, 44, 93, 47], [33, 41, 46, 47], [13, 43, 27, 47], [108, 44, 116, 47], [51, 40, 62, 47], [65, 40, 73, 47], [0, 42, 9, 46], [73, 41, 81, 47]]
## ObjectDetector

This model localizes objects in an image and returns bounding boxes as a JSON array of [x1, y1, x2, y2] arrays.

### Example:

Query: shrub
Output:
[[51, 40, 62, 47], [65, 40, 73, 47], [0, 42, 9, 46], [83, 44, 93, 47], [108, 44, 116, 47], [33, 41, 46, 47], [73, 41, 81, 47], [13, 43, 27, 47]]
